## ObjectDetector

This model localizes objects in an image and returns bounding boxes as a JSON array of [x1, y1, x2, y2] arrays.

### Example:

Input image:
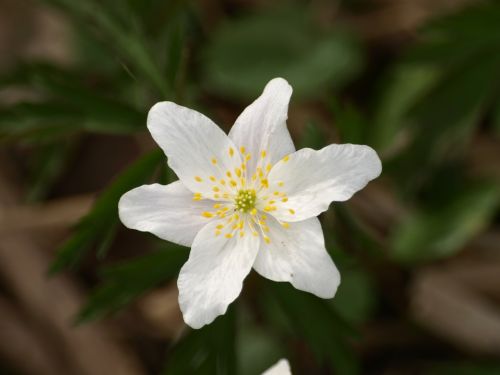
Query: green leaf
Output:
[[370, 64, 440, 152], [331, 99, 369, 144], [77, 246, 188, 323], [298, 121, 326, 150], [331, 269, 377, 325], [263, 282, 359, 375], [371, 2, 500, 154], [42, 0, 169, 97], [237, 325, 285, 375], [392, 50, 500, 193], [202, 7, 363, 99], [0, 64, 145, 136], [163, 308, 237, 375], [392, 181, 500, 263], [25, 139, 77, 202], [50, 149, 164, 274]]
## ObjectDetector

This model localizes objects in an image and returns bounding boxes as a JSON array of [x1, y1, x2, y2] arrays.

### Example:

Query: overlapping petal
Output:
[[118, 181, 215, 247], [261, 359, 292, 375], [178, 219, 260, 329], [267, 144, 382, 222], [253, 216, 340, 298], [228, 78, 295, 172], [148, 102, 242, 197]]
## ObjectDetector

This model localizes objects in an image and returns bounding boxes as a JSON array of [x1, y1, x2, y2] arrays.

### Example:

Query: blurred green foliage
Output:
[[203, 5, 363, 99], [1, 0, 500, 373]]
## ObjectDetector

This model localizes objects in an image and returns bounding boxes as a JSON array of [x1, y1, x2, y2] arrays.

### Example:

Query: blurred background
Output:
[[1, 0, 499, 374]]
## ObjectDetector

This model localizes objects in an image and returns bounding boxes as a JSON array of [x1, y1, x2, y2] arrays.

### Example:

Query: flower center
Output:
[[234, 189, 256, 213]]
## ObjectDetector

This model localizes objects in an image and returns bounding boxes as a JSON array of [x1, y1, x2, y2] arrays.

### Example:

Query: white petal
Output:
[[267, 144, 382, 222], [147, 102, 242, 196], [118, 181, 215, 247], [253, 217, 340, 299], [178, 219, 260, 329], [261, 359, 292, 375], [228, 78, 295, 173]]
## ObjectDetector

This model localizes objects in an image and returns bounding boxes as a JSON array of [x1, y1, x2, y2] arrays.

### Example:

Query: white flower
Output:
[[119, 78, 381, 329], [261, 359, 291, 375]]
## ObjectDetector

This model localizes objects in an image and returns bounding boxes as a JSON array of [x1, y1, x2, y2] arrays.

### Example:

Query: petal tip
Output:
[[265, 77, 292, 94]]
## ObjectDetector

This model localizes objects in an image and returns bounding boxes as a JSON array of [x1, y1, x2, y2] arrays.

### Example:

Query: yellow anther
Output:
[[232, 224, 239, 230], [238, 221, 244, 229], [245, 154, 251, 161], [226, 171, 232, 178], [252, 232, 259, 236], [289, 209, 295, 215], [209, 176, 216, 182], [250, 208, 257, 215], [281, 197, 288, 202], [266, 164, 272, 172], [220, 179, 226, 185], [214, 194, 220, 199], [239, 231, 245, 238], [278, 182, 284, 187], [215, 230, 221, 236], [283, 155, 290, 162], [213, 203, 221, 209], [223, 193, 230, 199], [261, 179, 269, 188], [281, 222, 290, 229], [235, 168, 242, 178], [202, 212, 214, 218], [261, 214, 267, 219], [225, 233, 233, 239], [258, 168, 264, 177], [264, 236, 271, 244], [211, 157, 217, 165], [269, 200, 276, 204], [240, 146, 246, 154], [241, 163, 246, 171], [261, 150, 267, 158], [213, 186, 220, 192], [230, 180, 237, 187], [194, 176, 203, 182], [273, 191, 280, 196], [229, 147, 234, 157], [216, 224, 224, 230]]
